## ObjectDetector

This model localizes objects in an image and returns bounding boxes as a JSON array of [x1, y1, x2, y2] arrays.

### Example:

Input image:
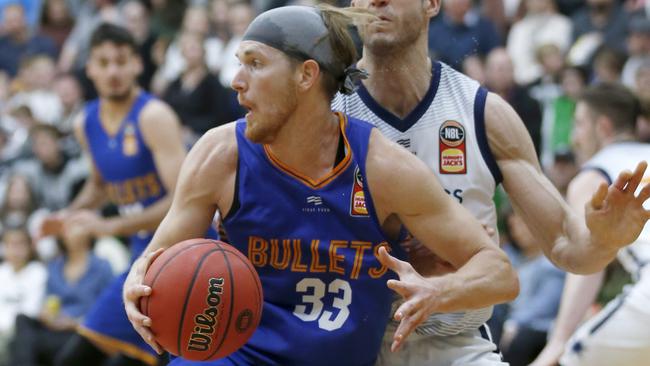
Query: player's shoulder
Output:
[[437, 61, 479, 90], [139, 98, 180, 129], [187, 122, 238, 176]]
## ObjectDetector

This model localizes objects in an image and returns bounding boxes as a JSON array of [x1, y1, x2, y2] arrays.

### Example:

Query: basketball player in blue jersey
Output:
[[332, 0, 650, 365], [41, 24, 215, 366], [122, 5, 519, 366]]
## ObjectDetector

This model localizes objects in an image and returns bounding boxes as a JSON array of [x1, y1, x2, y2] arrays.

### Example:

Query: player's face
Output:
[[572, 102, 600, 164], [353, 0, 435, 54], [231, 41, 298, 144], [87, 42, 141, 101]]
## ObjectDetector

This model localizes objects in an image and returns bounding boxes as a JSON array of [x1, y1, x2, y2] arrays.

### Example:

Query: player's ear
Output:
[[297, 59, 321, 92], [596, 115, 615, 139], [424, 0, 441, 18]]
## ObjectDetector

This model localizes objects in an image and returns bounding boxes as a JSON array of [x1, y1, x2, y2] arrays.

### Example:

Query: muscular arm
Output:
[[103, 101, 187, 236], [136, 123, 237, 255], [486, 93, 617, 274], [367, 129, 518, 313], [124, 124, 237, 350]]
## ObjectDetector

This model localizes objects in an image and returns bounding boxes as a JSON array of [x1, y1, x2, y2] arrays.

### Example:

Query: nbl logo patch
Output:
[[439, 120, 467, 174], [350, 166, 368, 217]]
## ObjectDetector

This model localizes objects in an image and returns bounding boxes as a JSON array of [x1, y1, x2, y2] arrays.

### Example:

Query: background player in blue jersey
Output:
[[41, 24, 195, 366], [122, 5, 518, 366]]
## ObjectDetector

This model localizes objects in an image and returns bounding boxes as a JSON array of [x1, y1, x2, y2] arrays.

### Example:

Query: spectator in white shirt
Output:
[[0, 226, 47, 366], [507, 0, 572, 85]]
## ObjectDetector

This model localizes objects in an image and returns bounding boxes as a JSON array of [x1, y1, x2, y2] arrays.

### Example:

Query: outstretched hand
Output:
[[377, 246, 442, 353], [586, 161, 650, 252], [123, 248, 165, 354]]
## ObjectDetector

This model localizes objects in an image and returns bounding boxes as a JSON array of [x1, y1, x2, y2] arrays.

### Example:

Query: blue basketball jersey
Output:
[[84, 92, 166, 258], [219, 113, 406, 366]]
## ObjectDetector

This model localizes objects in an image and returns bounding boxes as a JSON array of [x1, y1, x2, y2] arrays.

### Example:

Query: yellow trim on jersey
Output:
[[263, 112, 352, 189], [77, 325, 158, 366]]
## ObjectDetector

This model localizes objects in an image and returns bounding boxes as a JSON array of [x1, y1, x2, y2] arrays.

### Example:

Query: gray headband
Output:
[[242, 5, 367, 95]]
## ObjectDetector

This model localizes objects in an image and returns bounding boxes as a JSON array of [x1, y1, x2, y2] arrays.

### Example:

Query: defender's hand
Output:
[[377, 246, 442, 353], [401, 224, 494, 277], [123, 248, 164, 354], [65, 210, 117, 237], [586, 161, 650, 252], [38, 210, 69, 238]]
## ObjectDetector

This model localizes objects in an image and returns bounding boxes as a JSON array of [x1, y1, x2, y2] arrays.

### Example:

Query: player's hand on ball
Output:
[[123, 248, 165, 354], [377, 246, 442, 353], [587, 161, 650, 252]]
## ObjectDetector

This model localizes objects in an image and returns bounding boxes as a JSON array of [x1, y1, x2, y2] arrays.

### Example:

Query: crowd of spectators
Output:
[[0, 0, 647, 365]]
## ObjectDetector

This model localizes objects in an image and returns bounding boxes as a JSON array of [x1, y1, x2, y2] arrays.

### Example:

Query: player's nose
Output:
[[369, 0, 389, 8], [231, 69, 247, 93]]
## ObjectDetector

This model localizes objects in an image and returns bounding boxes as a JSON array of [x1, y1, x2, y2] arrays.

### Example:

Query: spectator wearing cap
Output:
[[0, 3, 57, 76], [622, 16, 650, 88]]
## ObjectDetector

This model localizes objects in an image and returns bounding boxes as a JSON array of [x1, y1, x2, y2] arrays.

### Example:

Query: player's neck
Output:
[[359, 41, 432, 119], [100, 87, 140, 124], [65, 248, 88, 265], [267, 101, 341, 180]]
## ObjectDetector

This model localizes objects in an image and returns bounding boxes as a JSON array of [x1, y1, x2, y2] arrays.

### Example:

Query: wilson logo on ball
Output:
[[187, 277, 225, 352]]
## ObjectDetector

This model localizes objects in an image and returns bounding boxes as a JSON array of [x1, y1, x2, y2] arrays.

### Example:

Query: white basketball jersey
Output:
[[333, 62, 501, 336], [584, 142, 650, 280]]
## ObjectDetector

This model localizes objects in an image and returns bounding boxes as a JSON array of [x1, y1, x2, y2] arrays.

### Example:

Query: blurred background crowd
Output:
[[0, 0, 648, 365]]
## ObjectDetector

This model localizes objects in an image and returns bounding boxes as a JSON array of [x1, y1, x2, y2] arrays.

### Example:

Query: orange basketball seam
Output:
[[144, 241, 212, 318]]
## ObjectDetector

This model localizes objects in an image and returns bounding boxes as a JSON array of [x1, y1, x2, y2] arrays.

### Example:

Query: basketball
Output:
[[140, 239, 263, 361]]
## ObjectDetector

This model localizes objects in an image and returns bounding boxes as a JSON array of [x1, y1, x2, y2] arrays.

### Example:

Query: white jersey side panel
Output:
[[333, 62, 501, 336], [584, 142, 650, 279]]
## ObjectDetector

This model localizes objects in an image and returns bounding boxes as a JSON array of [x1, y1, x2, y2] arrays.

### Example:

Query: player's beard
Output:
[[106, 86, 135, 103], [360, 12, 425, 56], [245, 79, 299, 144]]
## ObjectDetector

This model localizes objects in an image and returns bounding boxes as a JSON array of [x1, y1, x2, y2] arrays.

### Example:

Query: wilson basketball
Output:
[[140, 239, 263, 361]]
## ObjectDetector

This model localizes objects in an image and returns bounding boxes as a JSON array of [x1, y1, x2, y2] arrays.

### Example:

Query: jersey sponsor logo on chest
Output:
[[439, 120, 467, 174], [350, 166, 368, 217], [123, 123, 139, 156], [303, 196, 331, 213]]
